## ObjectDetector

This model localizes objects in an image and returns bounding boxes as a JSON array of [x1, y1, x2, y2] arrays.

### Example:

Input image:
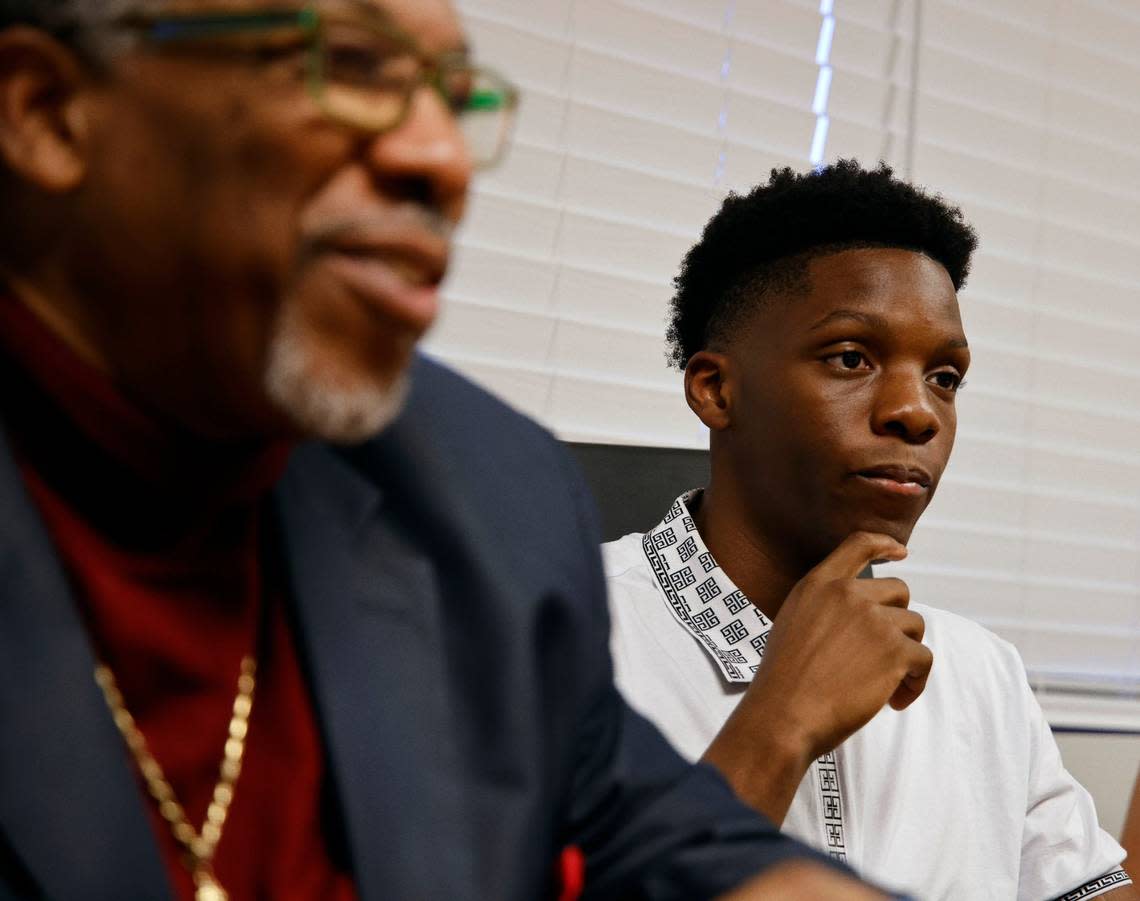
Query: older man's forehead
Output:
[[368, 0, 465, 52], [170, 0, 466, 53]]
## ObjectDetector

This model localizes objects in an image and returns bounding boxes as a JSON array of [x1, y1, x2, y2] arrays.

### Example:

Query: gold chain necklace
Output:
[[94, 656, 257, 901]]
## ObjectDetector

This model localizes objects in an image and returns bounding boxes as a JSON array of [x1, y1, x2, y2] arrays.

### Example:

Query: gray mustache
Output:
[[302, 204, 454, 252]]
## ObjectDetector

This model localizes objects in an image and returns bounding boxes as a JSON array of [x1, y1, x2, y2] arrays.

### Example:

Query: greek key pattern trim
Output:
[[1053, 868, 1132, 901], [816, 751, 847, 863], [641, 491, 848, 866], [641, 490, 771, 684]]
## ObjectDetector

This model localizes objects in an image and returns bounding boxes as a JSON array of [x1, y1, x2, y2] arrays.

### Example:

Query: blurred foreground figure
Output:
[[0, 2, 885, 899], [605, 162, 1135, 900]]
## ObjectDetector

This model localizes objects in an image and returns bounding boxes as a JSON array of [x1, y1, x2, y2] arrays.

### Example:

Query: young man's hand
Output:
[[702, 531, 932, 825]]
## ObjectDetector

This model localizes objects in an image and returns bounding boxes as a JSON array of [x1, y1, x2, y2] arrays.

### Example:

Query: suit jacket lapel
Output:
[[275, 443, 474, 901], [0, 434, 171, 901]]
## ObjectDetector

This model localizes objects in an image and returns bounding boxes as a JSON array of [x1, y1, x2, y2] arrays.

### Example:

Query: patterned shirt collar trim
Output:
[[641, 489, 772, 684]]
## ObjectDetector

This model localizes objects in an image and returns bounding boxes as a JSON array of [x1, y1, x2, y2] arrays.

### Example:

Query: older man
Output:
[[0, 1, 888, 900]]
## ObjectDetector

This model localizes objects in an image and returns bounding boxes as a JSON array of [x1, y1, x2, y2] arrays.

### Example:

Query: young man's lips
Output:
[[322, 252, 441, 333], [853, 466, 932, 497]]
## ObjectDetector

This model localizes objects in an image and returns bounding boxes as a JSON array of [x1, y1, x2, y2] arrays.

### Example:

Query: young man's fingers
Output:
[[866, 577, 912, 610], [882, 605, 925, 640], [889, 681, 922, 711], [814, 531, 907, 581], [889, 643, 934, 710]]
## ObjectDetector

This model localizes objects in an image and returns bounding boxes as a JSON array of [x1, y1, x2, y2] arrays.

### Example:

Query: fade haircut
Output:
[[666, 159, 978, 369]]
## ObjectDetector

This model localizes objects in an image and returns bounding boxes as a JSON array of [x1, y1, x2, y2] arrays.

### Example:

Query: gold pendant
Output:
[[195, 873, 228, 901]]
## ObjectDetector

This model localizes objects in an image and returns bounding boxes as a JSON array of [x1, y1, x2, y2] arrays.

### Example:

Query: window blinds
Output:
[[883, 0, 1140, 728], [427, 0, 1140, 728], [430, 0, 833, 446]]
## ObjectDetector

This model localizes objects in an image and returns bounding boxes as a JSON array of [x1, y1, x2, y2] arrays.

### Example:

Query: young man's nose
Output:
[[871, 371, 940, 443]]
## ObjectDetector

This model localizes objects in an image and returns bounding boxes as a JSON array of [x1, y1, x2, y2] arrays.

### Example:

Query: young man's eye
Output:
[[929, 371, 964, 392], [825, 350, 871, 371]]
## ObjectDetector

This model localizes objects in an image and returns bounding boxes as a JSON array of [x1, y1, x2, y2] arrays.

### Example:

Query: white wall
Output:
[[428, 0, 1140, 732], [1055, 732, 1140, 841]]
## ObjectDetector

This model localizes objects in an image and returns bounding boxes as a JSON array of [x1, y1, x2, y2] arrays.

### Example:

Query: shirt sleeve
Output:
[[566, 685, 839, 900], [1017, 676, 1130, 901]]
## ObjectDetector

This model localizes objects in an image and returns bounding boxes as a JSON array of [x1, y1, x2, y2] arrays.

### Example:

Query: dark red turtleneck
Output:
[[0, 293, 358, 901]]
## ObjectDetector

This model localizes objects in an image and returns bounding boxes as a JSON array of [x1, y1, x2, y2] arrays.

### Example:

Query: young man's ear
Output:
[[0, 27, 91, 193], [684, 350, 734, 431]]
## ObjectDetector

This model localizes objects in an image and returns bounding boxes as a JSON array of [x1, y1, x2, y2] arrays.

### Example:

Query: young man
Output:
[[605, 161, 1134, 900], [0, 2, 884, 898]]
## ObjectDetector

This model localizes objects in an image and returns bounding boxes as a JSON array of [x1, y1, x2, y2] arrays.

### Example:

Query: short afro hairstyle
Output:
[[666, 159, 978, 369]]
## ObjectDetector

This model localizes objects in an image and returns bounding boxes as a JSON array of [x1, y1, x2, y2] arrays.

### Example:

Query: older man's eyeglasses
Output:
[[114, 3, 519, 169]]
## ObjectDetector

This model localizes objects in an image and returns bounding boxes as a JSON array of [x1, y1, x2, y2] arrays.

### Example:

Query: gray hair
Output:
[[0, 0, 163, 57]]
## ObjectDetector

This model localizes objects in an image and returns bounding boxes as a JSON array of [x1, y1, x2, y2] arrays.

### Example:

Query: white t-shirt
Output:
[[604, 491, 1130, 901]]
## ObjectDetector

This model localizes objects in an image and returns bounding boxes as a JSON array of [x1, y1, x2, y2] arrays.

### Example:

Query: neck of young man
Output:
[[693, 474, 808, 622]]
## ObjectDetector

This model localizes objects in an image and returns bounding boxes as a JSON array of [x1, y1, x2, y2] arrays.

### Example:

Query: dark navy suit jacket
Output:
[[0, 356, 819, 900]]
